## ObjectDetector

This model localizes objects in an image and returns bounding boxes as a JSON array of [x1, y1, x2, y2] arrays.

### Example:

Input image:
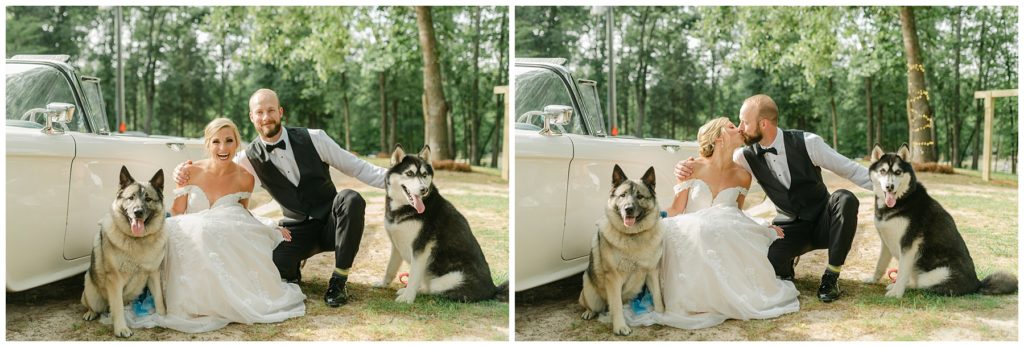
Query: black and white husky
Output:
[[381, 144, 508, 303], [868, 143, 1017, 297]]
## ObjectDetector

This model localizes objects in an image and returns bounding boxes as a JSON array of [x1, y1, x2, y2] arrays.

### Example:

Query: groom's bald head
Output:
[[741, 94, 778, 125]]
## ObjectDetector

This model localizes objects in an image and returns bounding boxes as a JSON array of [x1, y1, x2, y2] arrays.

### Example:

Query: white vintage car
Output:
[[5, 55, 205, 292], [514, 59, 702, 291]]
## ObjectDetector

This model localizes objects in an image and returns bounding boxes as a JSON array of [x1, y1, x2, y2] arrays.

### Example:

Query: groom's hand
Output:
[[278, 227, 292, 242], [673, 157, 696, 181], [770, 225, 785, 238], [173, 160, 193, 186]]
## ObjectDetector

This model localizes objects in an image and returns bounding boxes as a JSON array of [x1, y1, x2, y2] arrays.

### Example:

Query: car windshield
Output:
[[6, 63, 87, 132], [514, 65, 586, 135]]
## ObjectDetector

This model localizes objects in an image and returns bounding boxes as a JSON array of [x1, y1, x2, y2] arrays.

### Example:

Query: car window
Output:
[[80, 77, 110, 134], [5, 63, 87, 132], [514, 66, 586, 135]]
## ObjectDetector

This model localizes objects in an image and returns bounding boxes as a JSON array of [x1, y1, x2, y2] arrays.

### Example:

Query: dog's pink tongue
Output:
[[623, 216, 636, 227], [130, 219, 145, 236], [884, 192, 897, 208], [412, 195, 426, 214]]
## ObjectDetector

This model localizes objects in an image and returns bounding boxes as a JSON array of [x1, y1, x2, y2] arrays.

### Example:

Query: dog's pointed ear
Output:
[[419, 145, 431, 163], [150, 169, 164, 193], [897, 143, 911, 162], [641, 166, 657, 191], [611, 164, 627, 187], [119, 166, 135, 190], [870, 143, 885, 163], [391, 144, 405, 166]]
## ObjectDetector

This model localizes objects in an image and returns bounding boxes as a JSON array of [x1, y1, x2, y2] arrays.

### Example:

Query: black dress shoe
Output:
[[817, 271, 841, 302], [324, 277, 349, 307]]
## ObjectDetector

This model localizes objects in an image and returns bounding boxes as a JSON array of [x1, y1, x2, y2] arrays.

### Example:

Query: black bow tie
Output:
[[265, 140, 287, 153], [756, 146, 777, 157]]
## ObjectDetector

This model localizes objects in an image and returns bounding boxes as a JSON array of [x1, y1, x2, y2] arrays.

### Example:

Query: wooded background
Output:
[[516, 6, 1018, 171], [7, 6, 509, 165]]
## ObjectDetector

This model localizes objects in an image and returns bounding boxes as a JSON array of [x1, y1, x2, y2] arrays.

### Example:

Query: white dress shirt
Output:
[[234, 128, 387, 189], [732, 128, 872, 190]]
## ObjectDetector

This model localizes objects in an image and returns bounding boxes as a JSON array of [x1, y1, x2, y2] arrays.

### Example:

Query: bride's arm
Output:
[[666, 180, 691, 217], [170, 166, 193, 216], [238, 168, 256, 209], [735, 169, 753, 209]]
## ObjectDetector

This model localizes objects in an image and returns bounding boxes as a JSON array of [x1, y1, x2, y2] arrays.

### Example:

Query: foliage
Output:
[[516, 6, 1017, 170], [6, 6, 509, 164]]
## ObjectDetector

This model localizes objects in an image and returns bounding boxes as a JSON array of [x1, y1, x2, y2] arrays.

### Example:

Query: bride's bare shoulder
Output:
[[731, 166, 752, 188], [233, 162, 255, 192]]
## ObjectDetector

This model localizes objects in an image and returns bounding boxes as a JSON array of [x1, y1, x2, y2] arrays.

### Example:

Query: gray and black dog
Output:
[[580, 165, 664, 336], [381, 144, 508, 303], [81, 166, 168, 338], [868, 143, 1017, 297]]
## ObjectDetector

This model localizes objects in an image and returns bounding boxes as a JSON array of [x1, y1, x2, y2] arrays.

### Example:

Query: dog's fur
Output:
[[579, 165, 664, 336], [868, 143, 1017, 297], [381, 144, 509, 303], [81, 166, 168, 338]]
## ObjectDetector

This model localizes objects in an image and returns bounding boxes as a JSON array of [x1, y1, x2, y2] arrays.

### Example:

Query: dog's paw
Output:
[[374, 280, 390, 288], [114, 325, 133, 338], [396, 287, 407, 296], [82, 310, 99, 321], [885, 287, 904, 298], [612, 324, 632, 336], [885, 282, 896, 291], [861, 274, 879, 283], [581, 310, 598, 320], [395, 293, 416, 304]]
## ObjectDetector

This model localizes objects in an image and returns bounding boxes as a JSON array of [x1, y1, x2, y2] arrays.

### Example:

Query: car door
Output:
[[63, 133, 195, 260]]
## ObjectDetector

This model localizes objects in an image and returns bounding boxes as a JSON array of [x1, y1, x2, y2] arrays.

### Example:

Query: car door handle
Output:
[[661, 144, 680, 152], [166, 143, 185, 151]]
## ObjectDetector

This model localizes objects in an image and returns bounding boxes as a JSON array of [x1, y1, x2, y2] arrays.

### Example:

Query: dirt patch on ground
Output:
[[7, 166, 509, 341], [514, 169, 1017, 341]]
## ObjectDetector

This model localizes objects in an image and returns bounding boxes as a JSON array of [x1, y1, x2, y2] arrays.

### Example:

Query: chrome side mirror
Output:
[[20, 102, 75, 134], [539, 105, 573, 136], [42, 103, 75, 134]]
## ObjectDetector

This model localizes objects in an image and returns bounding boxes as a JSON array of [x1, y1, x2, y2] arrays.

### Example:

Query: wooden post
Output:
[[495, 85, 510, 180], [973, 89, 1018, 181]]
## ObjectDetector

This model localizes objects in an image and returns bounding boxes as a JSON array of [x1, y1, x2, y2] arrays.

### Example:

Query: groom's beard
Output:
[[742, 129, 763, 146], [260, 122, 282, 138]]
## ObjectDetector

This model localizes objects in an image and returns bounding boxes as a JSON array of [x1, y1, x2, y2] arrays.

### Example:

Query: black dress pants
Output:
[[272, 189, 366, 282], [767, 189, 859, 279]]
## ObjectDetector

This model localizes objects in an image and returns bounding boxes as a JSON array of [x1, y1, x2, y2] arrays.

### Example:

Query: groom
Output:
[[176, 88, 387, 307], [675, 94, 872, 302]]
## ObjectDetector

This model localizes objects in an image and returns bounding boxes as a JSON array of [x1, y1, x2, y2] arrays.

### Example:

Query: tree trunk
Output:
[[416, 6, 451, 160], [342, 72, 352, 150], [876, 102, 884, 148], [865, 76, 873, 153], [389, 98, 398, 151], [633, 8, 653, 138], [951, 7, 963, 167], [970, 14, 989, 170], [470, 7, 481, 165], [490, 10, 507, 168], [143, 7, 165, 135], [900, 7, 937, 163], [828, 77, 838, 149], [379, 71, 388, 155]]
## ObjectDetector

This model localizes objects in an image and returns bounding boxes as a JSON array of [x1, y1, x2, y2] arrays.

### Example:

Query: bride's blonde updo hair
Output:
[[697, 117, 732, 157], [203, 117, 242, 154]]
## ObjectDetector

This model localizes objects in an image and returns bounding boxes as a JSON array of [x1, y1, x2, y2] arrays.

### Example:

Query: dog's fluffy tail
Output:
[[493, 280, 510, 302], [979, 271, 1018, 295]]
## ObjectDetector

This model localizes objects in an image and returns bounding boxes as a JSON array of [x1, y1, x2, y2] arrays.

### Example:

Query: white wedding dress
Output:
[[109, 185, 306, 333], [625, 179, 800, 329]]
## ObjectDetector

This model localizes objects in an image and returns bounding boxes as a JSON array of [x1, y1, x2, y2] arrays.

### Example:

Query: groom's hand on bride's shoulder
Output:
[[674, 157, 696, 181], [173, 160, 193, 186]]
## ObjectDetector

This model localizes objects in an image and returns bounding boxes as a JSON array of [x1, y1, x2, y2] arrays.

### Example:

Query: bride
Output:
[[116, 118, 306, 333], [627, 117, 799, 329]]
